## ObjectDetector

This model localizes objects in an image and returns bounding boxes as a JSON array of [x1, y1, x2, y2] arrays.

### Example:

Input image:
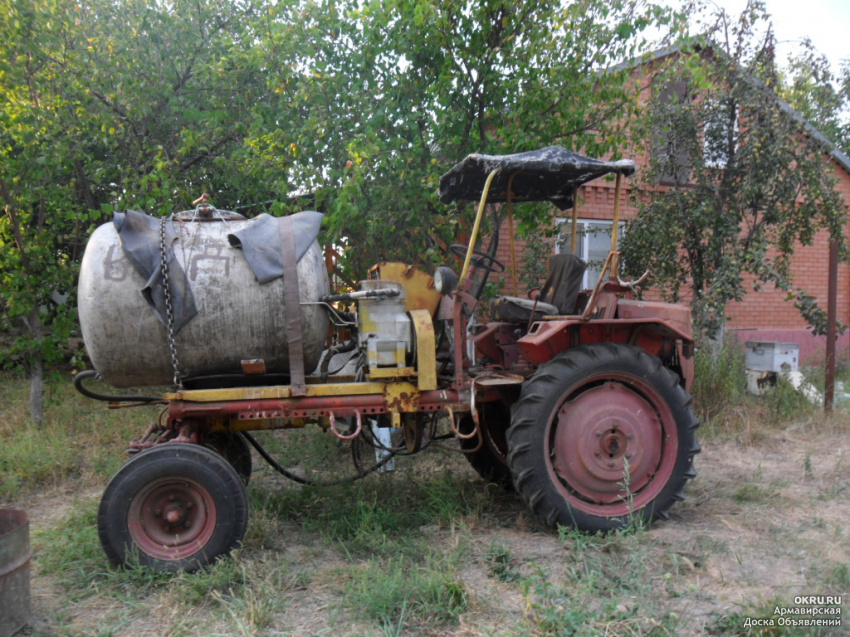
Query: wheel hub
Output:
[[128, 478, 217, 561], [551, 381, 664, 504]]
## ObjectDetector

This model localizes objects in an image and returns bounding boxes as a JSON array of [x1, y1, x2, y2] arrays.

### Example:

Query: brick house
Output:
[[485, 51, 850, 364]]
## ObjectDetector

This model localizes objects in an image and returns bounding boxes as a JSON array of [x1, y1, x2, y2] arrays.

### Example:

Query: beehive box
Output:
[[745, 341, 799, 373]]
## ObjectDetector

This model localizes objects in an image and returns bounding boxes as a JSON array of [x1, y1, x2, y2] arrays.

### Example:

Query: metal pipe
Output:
[[570, 185, 579, 255], [507, 173, 519, 296], [609, 173, 623, 277], [458, 168, 500, 289], [321, 288, 400, 303], [825, 239, 838, 412]]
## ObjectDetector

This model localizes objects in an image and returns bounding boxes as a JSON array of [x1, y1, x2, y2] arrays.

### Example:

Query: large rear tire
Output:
[[204, 431, 253, 485], [98, 443, 249, 572], [459, 402, 514, 490], [507, 343, 699, 532]]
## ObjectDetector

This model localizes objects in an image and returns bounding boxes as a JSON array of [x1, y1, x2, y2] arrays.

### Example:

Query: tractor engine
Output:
[[355, 280, 413, 371]]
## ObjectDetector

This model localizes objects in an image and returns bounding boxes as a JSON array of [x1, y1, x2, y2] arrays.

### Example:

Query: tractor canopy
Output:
[[438, 145, 635, 210]]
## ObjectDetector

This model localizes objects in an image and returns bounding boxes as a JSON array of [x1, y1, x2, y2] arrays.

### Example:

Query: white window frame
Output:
[[555, 218, 625, 290]]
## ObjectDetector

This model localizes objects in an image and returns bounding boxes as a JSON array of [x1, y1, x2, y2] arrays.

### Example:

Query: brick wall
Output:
[[484, 158, 850, 339]]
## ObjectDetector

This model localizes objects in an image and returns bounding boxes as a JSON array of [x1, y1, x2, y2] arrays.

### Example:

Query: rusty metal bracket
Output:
[[384, 381, 421, 413], [448, 405, 478, 440], [409, 309, 437, 391], [328, 410, 362, 440]]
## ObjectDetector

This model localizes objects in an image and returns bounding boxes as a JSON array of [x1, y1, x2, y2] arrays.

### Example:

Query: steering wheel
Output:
[[449, 244, 506, 273]]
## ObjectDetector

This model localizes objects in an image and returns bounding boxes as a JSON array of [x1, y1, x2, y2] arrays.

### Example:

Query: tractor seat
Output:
[[492, 253, 587, 322], [492, 296, 559, 322]]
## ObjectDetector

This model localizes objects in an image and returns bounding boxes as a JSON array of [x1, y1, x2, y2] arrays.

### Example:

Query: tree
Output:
[[781, 40, 850, 158], [0, 0, 272, 423], [620, 0, 847, 339], [2, 0, 675, 422], [250, 0, 676, 276]]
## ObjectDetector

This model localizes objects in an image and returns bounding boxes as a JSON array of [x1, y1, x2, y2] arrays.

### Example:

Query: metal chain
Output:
[[159, 215, 183, 389]]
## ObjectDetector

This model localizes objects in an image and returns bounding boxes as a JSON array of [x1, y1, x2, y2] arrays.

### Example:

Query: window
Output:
[[555, 218, 625, 290], [703, 98, 738, 169], [653, 80, 691, 186]]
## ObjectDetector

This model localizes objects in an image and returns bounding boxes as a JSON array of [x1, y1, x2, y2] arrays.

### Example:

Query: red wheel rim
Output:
[[547, 377, 678, 517], [127, 477, 217, 561]]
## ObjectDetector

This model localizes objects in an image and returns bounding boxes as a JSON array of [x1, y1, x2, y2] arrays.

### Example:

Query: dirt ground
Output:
[[11, 420, 850, 636]]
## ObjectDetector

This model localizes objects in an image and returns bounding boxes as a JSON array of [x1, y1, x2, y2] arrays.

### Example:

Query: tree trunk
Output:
[[28, 354, 44, 428], [23, 307, 45, 427]]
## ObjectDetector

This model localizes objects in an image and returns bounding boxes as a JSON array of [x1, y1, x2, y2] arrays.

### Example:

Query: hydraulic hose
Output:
[[73, 370, 165, 404]]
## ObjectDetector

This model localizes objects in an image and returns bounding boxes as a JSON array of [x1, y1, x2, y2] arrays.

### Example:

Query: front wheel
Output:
[[98, 443, 249, 572], [507, 343, 699, 532]]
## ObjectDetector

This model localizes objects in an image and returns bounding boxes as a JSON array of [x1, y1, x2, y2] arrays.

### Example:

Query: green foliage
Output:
[[690, 338, 748, 425], [621, 1, 847, 338], [485, 542, 522, 583], [0, 0, 678, 421], [257, 0, 673, 277], [520, 226, 554, 291], [765, 373, 817, 421], [249, 468, 491, 558], [781, 41, 850, 158]]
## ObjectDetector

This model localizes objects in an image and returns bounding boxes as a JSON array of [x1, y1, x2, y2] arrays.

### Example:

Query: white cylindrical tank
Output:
[[78, 216, 330, 388]]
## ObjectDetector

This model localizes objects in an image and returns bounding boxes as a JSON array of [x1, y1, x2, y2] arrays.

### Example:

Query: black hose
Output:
[[73, 370, 165, 403], [320, 339, 358, 381], [242, 430, 396, 486]]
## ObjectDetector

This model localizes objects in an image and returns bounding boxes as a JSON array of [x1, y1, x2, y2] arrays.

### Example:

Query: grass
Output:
[[690, 337, 843, 442], [0, 370, 160, 503], [4, 369, 849, 635]]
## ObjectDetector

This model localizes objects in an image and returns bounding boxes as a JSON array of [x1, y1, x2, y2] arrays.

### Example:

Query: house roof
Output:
[[625, 43, 850, 177]]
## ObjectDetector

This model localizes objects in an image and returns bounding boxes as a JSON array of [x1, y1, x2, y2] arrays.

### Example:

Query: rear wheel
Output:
[[203, 431, 252, 485], [459, 402, 514, 490], [98, 443, 249, 572], [507, 343, 699, 532]]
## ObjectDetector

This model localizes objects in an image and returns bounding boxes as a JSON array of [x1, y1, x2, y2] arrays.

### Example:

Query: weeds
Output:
[[691, 337, 748, 427], [342, 556, 468, 631], [8, 371, 849, 636], [0, 371, 157, 502], [485, 542, 522, 583]]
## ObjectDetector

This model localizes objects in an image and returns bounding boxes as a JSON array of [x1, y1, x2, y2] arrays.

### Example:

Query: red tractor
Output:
[[76, 146, 699, 572]]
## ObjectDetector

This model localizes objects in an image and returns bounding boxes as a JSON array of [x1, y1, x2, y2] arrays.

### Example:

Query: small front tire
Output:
[[98, 443, 249, 572]]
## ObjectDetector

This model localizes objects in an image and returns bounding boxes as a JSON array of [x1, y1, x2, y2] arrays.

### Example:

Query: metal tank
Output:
[[78, 213, 330, 388], [0, 510, 31, 637]]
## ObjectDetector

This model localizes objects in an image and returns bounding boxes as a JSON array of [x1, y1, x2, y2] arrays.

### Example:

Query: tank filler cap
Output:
[[171, 193, 247, 222], [192, 192, 215, 218]]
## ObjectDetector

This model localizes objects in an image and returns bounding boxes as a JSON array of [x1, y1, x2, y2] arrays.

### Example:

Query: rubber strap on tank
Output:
[[279, 216, 307, 396]]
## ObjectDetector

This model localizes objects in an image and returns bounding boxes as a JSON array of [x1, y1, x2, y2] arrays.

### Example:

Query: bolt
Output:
[[184, 520, 191, 529], [627, 434, 634, 440], [185, 502, 193, 509], [608, 462, 616, 468], [626, 453, 633, 459], [168, 494, 176, 502], [596, 431, 603, 437], [594, 451, 601, 457], [154, 508, 162, 516]]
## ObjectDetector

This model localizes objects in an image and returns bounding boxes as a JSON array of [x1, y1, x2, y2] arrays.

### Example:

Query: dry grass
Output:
[[3, 372, 849, 636]]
